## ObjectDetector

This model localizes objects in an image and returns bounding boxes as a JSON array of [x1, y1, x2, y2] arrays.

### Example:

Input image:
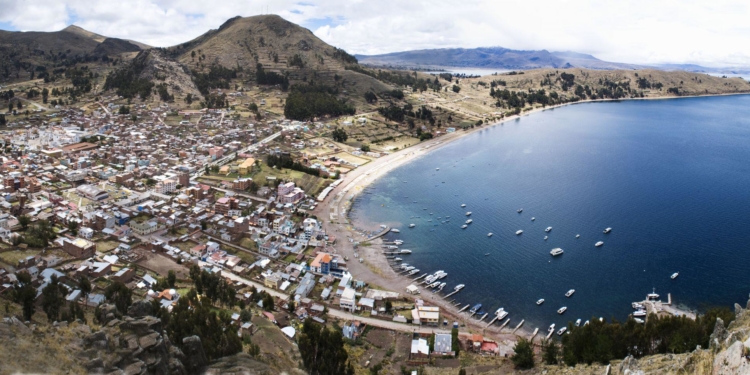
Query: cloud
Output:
[[0, 0, 748, 67]]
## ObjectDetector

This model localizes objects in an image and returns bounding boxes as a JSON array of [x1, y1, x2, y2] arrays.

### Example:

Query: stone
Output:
[[122, 360, 144, 375], [181, 335, 208, 374], [86, 357, 105, 370], [736, 303, 744, 316], [138, 332, 160, 350], [127, 300, 152, 318], [98, 304, 119, 324], [619, 355, 643, 375], [604, 364, 611, 375], [710, 317, 728, 351], [122, 316, 162, 336]]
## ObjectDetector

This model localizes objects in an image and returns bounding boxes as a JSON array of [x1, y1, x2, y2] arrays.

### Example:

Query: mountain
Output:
[[356, 47, 648, 71], [168, 14, 392, 97]]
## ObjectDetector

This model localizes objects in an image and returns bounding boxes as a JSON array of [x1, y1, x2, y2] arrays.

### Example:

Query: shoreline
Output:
[[314, 91, 748, 346]]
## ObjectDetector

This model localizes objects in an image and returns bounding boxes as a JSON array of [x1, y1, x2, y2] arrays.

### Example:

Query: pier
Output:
[[530, 328, 539, 340], [512, 320, 525, 334], [458, 304, 471, 313], [443, 288, 462, 299], [546, 330, 554, 340], [413, 274, 428, 281], [499, 319, 510, 330], [478, 313, 488, 322], [486, 316, 499, 327]]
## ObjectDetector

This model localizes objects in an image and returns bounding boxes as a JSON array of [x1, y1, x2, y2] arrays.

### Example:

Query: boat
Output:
[[393, 240, 404, 245], [517, 208, 523, 213], [531, 217, 535, 221], [576, 234, 580, 238], [400, 249, 412, 254], [516, 230, 523, 235], [584, 320, 590, 326], [557, 307, 567, 314], [407, 269, 420, 276], [632, 303, 644, 310], [428, 281, 440, 288], [487, 233, 493, 237], [465, 219, 473, 224], [484, 253, 490, 256], [557, 327, 567, 335], [536, 299, 545, 305], [438, 282, 446, 290], [425, 275, 436, 283], [404, 266, 414, 271], [495, 308, 509, 320], [409, 224, 416, 228], [604, 227, 612, 234], [385, 245, 399, 249], [436, 168, 440, 171], [565, 289, 576, 298], [461, 225, 468, 229], [575, 319, 581, 327], [550, 248, 564, 256], [544, 236, 548, 240], [454, 284, 465, 291], [595, 241, 604, 247], [466, 212, 472, 216], [461, 204, 466, 207], [634, 318, 645, 324], [671, 272, 679, 279], [647, 288, 660, 301], [435, 272, 448, 279], [394, 257, 402, 262], [545, 227, 553, 233], [469, 304, 483, 314], [391, 228, 400, 233], [548, 323, 556, 333], [633, 310, 647, 317]]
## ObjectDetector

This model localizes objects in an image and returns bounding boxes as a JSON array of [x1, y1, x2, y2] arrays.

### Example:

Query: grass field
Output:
[[96, 240, 120, 253], [0, 249, 40, 266]]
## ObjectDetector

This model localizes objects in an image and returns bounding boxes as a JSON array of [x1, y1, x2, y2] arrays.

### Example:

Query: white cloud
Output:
[[0, 0, 748, 66]]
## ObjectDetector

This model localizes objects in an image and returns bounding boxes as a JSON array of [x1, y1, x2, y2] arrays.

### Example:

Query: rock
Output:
[[122, 316, 162, 336], [98, 304, 119, 324], [710, 317, 728, 351], [122, 360, 144, 375], [604, 364, 611, 375], [712, 340, 750, 375], [127, 300, 152, 318], [181, 336, 208, 373], [736, 303, 744, 316], [86, 357, 105, 370], [619, 355, 644, 375], [746, 298, 750, 310], [85, 330, 110, 350], [138, 332, 160, 350]]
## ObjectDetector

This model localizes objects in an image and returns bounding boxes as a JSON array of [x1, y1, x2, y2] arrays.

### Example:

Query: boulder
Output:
[[710, 317, 728, 351], [181, 335, 208, 373], [619, 355, 644, 375], [736, 303, 744, 316], [139, 332, 161, 350], [122, 360, 144, 375], [122, 316, 162, 336], [127, 300, 152, 318], [98, 304, 119, 324]]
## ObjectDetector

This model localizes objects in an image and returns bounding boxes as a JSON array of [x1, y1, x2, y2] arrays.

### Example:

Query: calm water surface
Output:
[[350, 95, 750, 329]]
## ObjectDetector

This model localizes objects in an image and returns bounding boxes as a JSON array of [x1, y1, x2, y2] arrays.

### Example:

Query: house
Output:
[[339, 287, 356, 311], [62, 238, 96, 259], [112, 267, 135, 283], [433, 333, 454, 356], [309, 252, 333, 274], [264, 273, 282, 289], [413, 306, 440, 326], [410, 338, 430, 359], [294, 272, 315, 298], [357, 297, 375, 312], [342, 321, 363, 340]]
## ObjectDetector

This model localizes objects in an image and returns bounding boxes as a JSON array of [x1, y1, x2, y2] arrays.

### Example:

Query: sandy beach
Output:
[[312, 92, 750, 347]]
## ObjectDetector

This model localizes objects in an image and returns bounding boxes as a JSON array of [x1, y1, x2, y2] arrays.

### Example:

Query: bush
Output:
[[511, 338, 535, 369]]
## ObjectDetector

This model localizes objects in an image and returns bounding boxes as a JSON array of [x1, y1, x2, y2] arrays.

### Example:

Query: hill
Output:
[[356, 47, 648, 71]]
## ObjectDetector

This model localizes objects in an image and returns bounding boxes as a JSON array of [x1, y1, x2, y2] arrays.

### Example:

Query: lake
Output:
[[349, 95, 750, 330]]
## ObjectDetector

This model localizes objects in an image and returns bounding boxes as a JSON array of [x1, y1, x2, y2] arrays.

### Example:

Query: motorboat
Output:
[[550, 248, 564, 256], [583, 320, 590, 326], [544, 236, 548, 240], [671, 272, 679, 279], [634, 318, 645, 324], [557, 307, 567, 314], [400, 249, 412, 254], [565, 289, 576, 298], [484, 253, 490, 256], [647, 288, 660, 301], [548, 323, 556, 333], [517, 208, 523, 213], [575, 319, 581, 327], [576, 234, 580, 238], [487, 233, 493, 237], [461, 204, 466, 207], [393, 240, 404, 245], [516, 230, 523, 235], [409, 224, 416, 228], [545, 227, 553, 233], [438, 282, 446, 290], [557, 327, 567, 336], [604, 227, 612, 234], [465, 219, 473, 224], [466, 212, 472, 216], [454, 284, 465, 291], [461, 225, 468, 229], [495, 308, 509, 320], [531, 217, 535, 221], [469, 304, 483, 314], [428, 281, 440, 288], [632, 303, 644, 310], [536, 299, 545, 305], [633, 310, 647, 317], [436, 168, 440, 171], [391, 228, 400, 233], [393, 257, 402, 262], [595, 241, 604, 247]]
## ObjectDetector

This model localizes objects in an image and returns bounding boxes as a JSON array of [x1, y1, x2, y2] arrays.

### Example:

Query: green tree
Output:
[[543, 339, 559, 365], [298, 318, 354, 375], [18, 215, 31, 231], [262, 293, 275, 312], [385, 300, 392, 313], [67, 220, 79, 236], [167, 270, 176, 288], [511, 338, 535, 369], [452, 85, 461, 93], [79, 275, 92, 307], [104, 281, 132, 314], [360, 144, 371, 152], [24, 219, 56, 247], [458, 369, 466, 375], [332, 127, 348, 143], [41, 275, 65, 322], [13, 271, 36, 321], [451, 327, 461, 356]]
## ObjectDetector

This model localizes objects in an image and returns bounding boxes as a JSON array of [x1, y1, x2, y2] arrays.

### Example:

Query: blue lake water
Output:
[[349, 95, 750, 330]]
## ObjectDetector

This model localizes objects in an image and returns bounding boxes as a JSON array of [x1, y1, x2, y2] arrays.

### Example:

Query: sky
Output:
[[1, 0, 749, 67]]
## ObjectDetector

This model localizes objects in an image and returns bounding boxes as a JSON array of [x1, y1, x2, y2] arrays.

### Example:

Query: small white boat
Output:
[[595, 241, 604, 247], [548, 323, 556, 333], [633, 310, 647, 317], [487, 233, 493, 237], [495, 308, 509, 320], [671, 272, 679, 280], [465, 212, 472, 216], [604, 227, 612, 234], [536, 299, 544, 305], [557, 307, 567, 314], [517, 208, 523, 213], [575, 319, 581, 327], [557, 327, 567, 336], [454, 284, 465, 291], [544, 236, 548, 240], [576, 234, 580, 238], [436, 168, 440, 171], [516, 230, 523, 235], [400, 249, 412, 254], [465, 219, 473, 224], [550, 248, 564, 256], [394, 257, 402, 262], [531, 217, 535, 221], [393, 240, 404, 245], [484, 253, 490, 256], [583, 320, 590, 326], [461, 224, 468, 229], [409, 223, 416, 228], [634, 318, 645, 324], [461, 204, 466, 207], [391, 228, 400, 233], [545, 227, 553, 233], [565, 289, 575, 298], [632, 303, 644, 310]]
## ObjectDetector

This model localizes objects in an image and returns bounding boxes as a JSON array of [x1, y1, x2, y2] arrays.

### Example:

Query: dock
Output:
[[546, 330, 554, 340], [478, 313, 489, 322], [512, 320, 525, 334], [443, 288, 462, 299], [458, 304, 471, 313], [486, 316, 499, 327], [530, 328, 539, 340], [499, 319, 510, 330], [413, 274, 428, 281]]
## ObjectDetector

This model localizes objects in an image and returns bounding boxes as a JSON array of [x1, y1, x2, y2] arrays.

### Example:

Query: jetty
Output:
[[458, 304, 471, 313], [443, 288, 462, 299], [546, 330, 554, 340], [499, 319, 510, 330], [486, 316, 499, 327], [478, 313, 489, 322], [512, 320, 525, 334], [413, 274, 428, 281], [368, 226, 391, 240], [530, 328, 539, 340]]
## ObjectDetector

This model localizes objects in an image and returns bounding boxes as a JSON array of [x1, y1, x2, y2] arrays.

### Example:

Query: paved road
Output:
[[326, 308, 452, 335], [219, 268, 289, 301]]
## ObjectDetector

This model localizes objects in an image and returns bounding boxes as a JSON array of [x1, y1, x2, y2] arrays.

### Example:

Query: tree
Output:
[[79, 275, 92, 307], [41, 88, 49, 104], [67, 220, 79, 236], [511, 338, 535, 369], [360, 144, 371, 152], [24, 219, 56, 247], [452, 85, 461, 93], [18, 215, 31, 231], [543, 339, 559, 365], [105, 281, 132, 314], [385, 300, 392, 313], [298, 318, 354, 375], [331, 127, 348, 143], [262, 293, 275, 312], [167, 270, 176, 288], [0, 114, 5, 126], [458, 369, 466, 375], [13, 271, 36, 321], [451, 327, 461, 357], [364, 91, 378, 103], [42, 275, 65, 322], [240, 309, 252, 322]]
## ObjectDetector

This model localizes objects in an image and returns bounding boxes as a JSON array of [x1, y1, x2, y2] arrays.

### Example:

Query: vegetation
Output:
[[298, 318, 354, 375], [192, 65, 237, 96], [332, 47, 358, 64], [543, 339, 560, 365], [22, 219, 56, 248], [104, 281, 133, 314], [188, 264, 236, 307], [331, 127, 348, 142], [255, 63, 289, 89], [284, 85, 355, 120], [511, 338, 535, 369], [561, 308, 734, 366], [266, 154, 320, 177], [12, 271, 36, 321], [103, 57, 154, 99], [41, 275, 66, 322]]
